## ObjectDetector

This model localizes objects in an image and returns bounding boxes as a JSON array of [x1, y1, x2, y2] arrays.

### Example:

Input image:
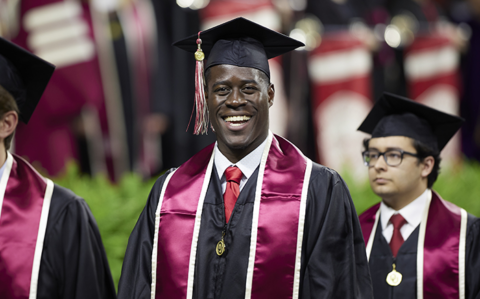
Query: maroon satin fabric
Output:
[[423, 192, 461, 299], [251, 137, 306, 299], [0, 154, 47, 299], [359, 192, 462, 298], [155, 136, 307, 298], [359, 203, 381, 243], [156, 144, 215, 299]]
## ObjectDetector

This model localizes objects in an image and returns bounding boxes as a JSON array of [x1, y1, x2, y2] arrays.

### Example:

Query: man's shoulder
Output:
[[433, 191, 479, 219], [358, 202, 381, 222], [309, 161, 344, 185], [49, 184, 90, 216], [52, 183, 78, 200], [152, 168, 177, 187]]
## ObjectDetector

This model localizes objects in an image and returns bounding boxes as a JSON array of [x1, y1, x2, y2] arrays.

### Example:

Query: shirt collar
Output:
[[0, 154, 7, 181], [214, 132, 270, 180], [380, 188, 431, 230]]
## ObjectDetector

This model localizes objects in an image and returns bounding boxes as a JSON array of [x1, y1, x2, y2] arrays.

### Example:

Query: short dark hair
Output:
[[0, 85, 19, 150], [363, 137, 441, 188], [411, 139, 441, 188]]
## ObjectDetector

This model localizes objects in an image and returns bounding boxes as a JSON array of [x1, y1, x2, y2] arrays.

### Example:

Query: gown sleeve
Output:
[[117, 172, 172, 299], [301, 164, 374, 299], [37, 185, 116, 299], [466, 215, 480, 299]]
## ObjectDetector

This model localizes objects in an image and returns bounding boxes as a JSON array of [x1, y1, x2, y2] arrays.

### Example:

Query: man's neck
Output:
[[217, 133, 269, 164], [382, 187, 428, 211]]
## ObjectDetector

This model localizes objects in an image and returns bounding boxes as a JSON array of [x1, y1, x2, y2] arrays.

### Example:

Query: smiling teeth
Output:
[[224, 116, 251, 122]]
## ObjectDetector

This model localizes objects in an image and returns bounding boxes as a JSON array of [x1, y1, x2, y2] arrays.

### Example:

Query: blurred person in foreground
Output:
[[358, 93, 480, 298], [118, 17, 373, 299], [0, 37, 116, 299]]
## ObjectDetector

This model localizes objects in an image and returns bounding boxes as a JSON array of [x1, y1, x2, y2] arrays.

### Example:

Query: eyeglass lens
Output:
[[363, 150, 403, 166]]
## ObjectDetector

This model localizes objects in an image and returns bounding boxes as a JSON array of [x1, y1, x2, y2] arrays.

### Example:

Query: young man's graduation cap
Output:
[[358, 92, 464, 152], [173, 17, 304, 135], [0, 37, 55, 123]]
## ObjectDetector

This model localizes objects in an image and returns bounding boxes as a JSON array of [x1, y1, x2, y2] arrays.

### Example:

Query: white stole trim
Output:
[[29, 179, 53, 299], [292, 158, 312, 299], [459, 208, 467, 299], [0, 152, 14, 220], [244, 133, 273, 299], [151, 169, 177, 299], [416, 191, 432, 299], [186, 153, 215, 299], [365, 209, 381, 261], [150, 151, 215, 299]]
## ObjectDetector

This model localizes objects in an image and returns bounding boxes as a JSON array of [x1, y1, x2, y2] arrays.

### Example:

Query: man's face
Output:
[[367, 136, 429, 205], [206, 64, 274, 162]]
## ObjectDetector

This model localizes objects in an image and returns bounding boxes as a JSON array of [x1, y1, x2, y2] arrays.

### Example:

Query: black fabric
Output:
[[173, 17, 304, 79], [37, 185, 116, 299], [0, 37, 55, 123], [0, 54, 26, 108], [118, 162, 374, 299], [368, 211, 480, 299], [373, 113, 438, 151], [369, 220, 418, 298], [206, 37, 270, 77], [357, 92, 464, 151]]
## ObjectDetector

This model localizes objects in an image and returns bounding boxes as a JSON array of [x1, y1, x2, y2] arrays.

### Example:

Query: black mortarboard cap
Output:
[[0, 37, 55, 123], [173, 17, 304, 78], [357, 92, 464, 152]]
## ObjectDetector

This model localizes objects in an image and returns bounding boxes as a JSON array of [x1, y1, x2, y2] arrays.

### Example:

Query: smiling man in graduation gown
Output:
[[118, 17, 373, 299], [358, 93, 480, 299], [0, 37, 116, 299]]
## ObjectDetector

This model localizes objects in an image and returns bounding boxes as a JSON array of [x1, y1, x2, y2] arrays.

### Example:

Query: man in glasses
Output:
[[357, 92, 480, 298]]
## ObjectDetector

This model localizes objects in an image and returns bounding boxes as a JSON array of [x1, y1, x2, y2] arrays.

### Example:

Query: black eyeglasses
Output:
[[362, 149, 420, 167]]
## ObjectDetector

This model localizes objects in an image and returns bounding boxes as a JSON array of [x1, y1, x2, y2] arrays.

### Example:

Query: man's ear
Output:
[[421, 156, 435, 178], [268, 83, 275, 108], [0, 111, 18, 139]]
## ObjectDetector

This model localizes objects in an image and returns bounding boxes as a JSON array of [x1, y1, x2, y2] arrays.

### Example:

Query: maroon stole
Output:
[[359, 191, 467, 299], [150, 134, 312, 299], [0, 153, 54, 299]]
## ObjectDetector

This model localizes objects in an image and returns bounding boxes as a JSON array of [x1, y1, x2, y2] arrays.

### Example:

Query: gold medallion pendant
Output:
[[386, 263, 402, 286], [216, 239, 225, 256], [216, 231, 226, 256]]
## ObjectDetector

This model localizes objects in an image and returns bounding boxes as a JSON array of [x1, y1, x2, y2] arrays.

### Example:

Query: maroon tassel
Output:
[[187, 32, 209, 135]]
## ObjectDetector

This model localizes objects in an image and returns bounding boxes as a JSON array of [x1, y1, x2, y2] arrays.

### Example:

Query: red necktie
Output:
[[223, 166, 243, 223], [389, 214, 407, 257]]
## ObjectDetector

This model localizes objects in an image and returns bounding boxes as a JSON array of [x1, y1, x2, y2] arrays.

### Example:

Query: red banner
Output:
[[404, 32, 461, 161], [309, 32, 372, 176]]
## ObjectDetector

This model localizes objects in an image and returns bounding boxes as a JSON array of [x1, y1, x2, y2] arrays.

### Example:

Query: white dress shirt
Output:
[[380, 188, 431, 243], [214, 132, 270, 194]]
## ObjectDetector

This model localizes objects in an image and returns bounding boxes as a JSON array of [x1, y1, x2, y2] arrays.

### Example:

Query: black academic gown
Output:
[[118, 163, 374, 299], [36, 185, 116, 299], [369, 213, 480, 299]]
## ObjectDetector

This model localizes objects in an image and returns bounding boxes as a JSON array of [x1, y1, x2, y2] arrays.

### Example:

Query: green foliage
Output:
[[53, 160, 480, 289], [433, 161, 480, 217], [53, 163, 157, 289]]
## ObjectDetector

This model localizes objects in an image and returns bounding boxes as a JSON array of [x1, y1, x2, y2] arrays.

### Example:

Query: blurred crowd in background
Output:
[[0, 0, 479, 182]]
